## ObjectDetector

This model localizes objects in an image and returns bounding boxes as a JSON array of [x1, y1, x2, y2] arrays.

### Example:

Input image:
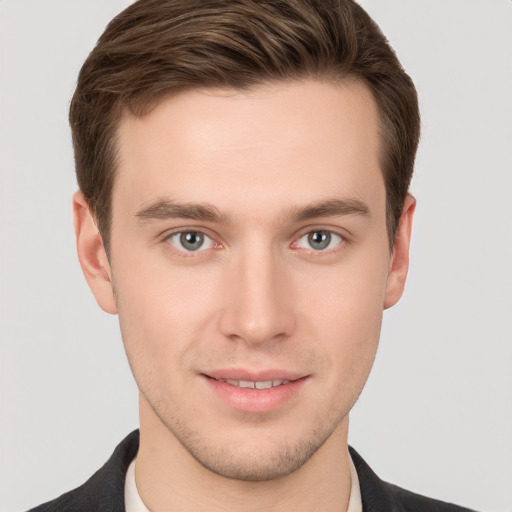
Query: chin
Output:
[[161, 411, 345, 482], [184, 438, 322, 481]]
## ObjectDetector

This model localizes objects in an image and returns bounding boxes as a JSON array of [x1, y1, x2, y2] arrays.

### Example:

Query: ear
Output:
[[73, 191, 117, 314], [384, 194, 416, 309]]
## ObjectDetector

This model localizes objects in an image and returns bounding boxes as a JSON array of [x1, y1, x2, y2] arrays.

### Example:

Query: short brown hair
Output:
[[70, 0, 420, 252]]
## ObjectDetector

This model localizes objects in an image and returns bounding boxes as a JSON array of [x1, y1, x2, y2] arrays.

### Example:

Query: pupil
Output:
[[180, 231, 203, 250], [308, 231, 330, 250]]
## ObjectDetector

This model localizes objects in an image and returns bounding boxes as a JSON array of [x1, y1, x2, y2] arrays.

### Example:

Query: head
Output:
[[70, 0, 419, 255], [72, 0, 419, 486]]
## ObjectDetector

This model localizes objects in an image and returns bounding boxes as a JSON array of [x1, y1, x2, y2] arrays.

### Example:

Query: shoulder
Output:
[[380, 480, 477, 512], [27, 430, 139, 512], [349, 446, 478, 512]]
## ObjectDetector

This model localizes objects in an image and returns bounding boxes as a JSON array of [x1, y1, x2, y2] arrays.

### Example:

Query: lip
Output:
[[204, 369, 305, 382], [201, 369, 309, 413]]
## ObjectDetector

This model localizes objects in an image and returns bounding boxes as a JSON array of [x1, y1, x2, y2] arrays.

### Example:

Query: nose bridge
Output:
[[219, 238, 294, 345]]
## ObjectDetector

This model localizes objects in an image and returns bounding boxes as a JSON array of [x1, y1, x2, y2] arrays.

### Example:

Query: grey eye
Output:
[[167, 231, 214, 252], [308, 231, 331, 250], [180, 232, 204, 251], [297, 230, 343, 251]]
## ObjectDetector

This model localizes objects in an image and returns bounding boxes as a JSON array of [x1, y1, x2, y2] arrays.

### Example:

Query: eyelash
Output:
[[293, 230, 344, 253], [164, 230, 220, 254], [162, 228, 346, 256]]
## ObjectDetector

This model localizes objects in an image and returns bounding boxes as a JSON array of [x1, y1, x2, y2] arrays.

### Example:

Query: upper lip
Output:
[[202, 369, 307, 382]]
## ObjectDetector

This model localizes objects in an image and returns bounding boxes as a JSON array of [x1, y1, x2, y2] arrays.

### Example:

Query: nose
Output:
[[218, 245, 296, 346]]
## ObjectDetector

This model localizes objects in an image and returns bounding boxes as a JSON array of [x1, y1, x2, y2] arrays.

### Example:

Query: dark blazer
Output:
[[28, 430, 477, 512]]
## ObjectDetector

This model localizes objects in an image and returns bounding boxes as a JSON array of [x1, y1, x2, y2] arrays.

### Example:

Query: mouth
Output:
[[210, 378, 290, 389], [202, 371, 308, 413]]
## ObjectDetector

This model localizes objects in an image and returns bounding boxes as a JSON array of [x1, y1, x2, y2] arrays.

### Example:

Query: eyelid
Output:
[[291, 227, 348, 253], [160, 225, 218, 241], [162, 227, 222, 254]]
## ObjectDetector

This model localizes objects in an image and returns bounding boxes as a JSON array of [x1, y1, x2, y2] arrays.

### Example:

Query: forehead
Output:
[[114, 79, 384, 219]]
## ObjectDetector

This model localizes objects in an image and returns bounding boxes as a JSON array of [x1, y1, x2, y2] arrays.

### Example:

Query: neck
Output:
[[135, 395, 352, 512]]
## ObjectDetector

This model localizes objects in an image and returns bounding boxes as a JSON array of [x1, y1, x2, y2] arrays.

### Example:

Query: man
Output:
[[28, 1, 476, 511]]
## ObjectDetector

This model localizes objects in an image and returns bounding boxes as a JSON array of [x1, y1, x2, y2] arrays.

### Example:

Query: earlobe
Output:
[[384, 194, 416, 310], [73, 191, 117, 314]]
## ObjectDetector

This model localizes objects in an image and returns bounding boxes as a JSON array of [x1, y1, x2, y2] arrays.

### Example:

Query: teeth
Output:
[[216, 378, 289, 389], [255, 381, 272, 389]]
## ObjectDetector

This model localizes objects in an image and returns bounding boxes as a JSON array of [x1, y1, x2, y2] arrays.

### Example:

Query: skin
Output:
[[74, 79, 415, 512]]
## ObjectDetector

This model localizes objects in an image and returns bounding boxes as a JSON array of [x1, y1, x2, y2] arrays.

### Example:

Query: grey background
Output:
[[1, 1, 511, 511]]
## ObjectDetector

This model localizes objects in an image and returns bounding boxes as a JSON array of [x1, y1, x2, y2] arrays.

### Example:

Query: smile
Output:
[[213, 378, 289, 389], [204, 373, 308, 413]]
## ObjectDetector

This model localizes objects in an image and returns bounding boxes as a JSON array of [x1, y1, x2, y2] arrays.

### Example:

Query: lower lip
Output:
[[204, 376, 308, 413]]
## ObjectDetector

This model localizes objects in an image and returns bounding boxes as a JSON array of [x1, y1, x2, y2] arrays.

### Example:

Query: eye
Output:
[[296, 230, 343, 251], [166, 231, 215, 252]]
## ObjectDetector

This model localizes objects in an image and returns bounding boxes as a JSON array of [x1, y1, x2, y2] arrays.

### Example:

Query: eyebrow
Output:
[[135, 200, 229, 223], [135, 197, 370, 224], [288, 198, 370, 223]]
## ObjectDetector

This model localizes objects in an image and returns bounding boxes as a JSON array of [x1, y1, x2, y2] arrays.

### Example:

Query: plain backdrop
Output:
[[1, 1, 511, 511]]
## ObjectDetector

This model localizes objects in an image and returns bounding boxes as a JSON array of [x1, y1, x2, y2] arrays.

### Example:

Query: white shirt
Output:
[[125, 453, 362, 512], [124, 457, 150, 512]]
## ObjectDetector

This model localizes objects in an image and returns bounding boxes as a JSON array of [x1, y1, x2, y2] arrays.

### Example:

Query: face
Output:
[[75, 80, 413, 481]]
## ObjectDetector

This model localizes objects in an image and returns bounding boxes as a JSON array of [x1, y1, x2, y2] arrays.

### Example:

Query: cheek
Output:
[[112, 254, 219, 377], [298, 250, 388, 377], [302, 247, 388, 328]]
